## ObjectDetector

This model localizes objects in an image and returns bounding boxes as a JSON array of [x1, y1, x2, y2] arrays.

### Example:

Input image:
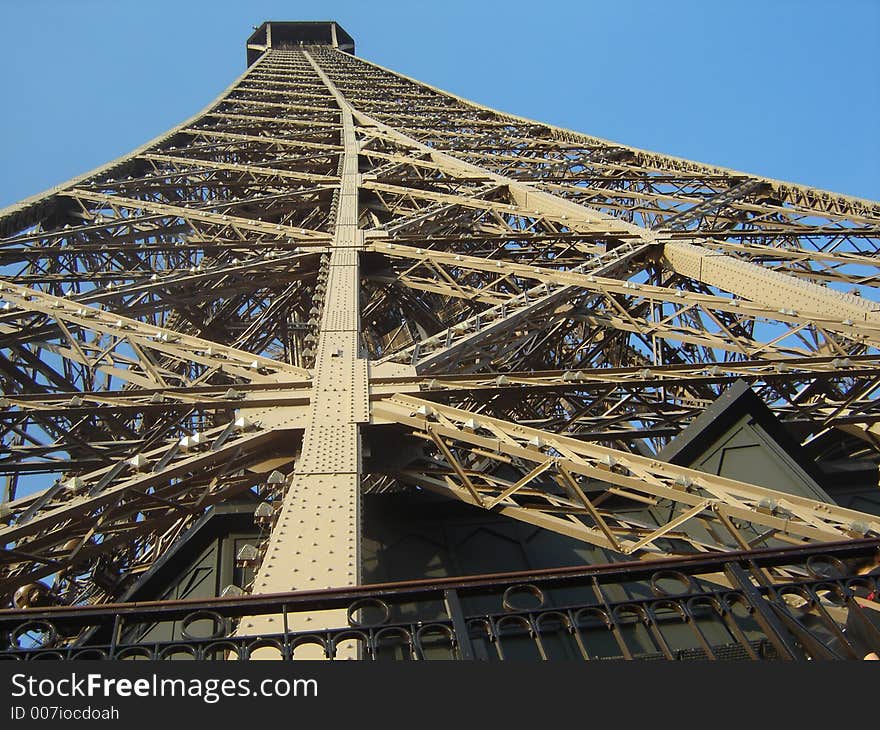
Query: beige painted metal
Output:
[[0, 423, 286, 593], [663, 241, 880, 324], [328, 58, 880, 356], [368, 241, 880, 345], [373, 394, 880, 555], [371, 355, 880, 393], [0, 280, 308, 385], [185, 127, 340, 152], [360, 115, 880, 353], [237, 52, 367, 659], [2, 32, 880, 636], [376, 241, 651, 372], [347, 95, 880, 361], [141, 153, 338, 183], [351, 110, 652, 244]]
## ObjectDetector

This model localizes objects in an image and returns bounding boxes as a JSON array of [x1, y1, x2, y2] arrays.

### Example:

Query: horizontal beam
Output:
[[66, 189, 330, 242]]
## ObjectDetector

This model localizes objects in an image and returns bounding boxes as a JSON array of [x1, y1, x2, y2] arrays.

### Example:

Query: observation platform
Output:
[[246, 21, 355, 65]]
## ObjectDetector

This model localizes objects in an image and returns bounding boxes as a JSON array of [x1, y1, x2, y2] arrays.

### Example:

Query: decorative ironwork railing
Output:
[[1, 539, 879, 660]]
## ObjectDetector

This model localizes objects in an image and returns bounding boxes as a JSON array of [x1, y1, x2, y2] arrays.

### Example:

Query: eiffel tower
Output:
[[1, 21, 879, 661]]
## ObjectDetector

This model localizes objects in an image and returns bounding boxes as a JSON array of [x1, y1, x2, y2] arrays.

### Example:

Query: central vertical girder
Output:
[[238, 50, 366, 654]]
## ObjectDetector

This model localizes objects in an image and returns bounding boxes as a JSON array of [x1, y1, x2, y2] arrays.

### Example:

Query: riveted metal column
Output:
[[237, 50, 366, 659]]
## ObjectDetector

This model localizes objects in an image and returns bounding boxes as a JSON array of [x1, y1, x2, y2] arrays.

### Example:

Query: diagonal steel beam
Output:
[[663, 240, 880, 325], [0, 280, 309, 385], [373, 394, 880, 557], [0, 422, 285, 597]]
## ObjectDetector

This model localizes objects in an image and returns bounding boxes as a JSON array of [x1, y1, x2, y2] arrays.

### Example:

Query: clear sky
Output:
[[1, 0, 878, 208]]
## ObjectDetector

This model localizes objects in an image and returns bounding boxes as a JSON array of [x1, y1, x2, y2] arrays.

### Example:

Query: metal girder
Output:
[[0, 421, 287, 602], [658, 178, 768, 230], [66, 189, 330, 242], [319, 70, 880, 362], [312, 66, 880, 365], [237, 51, 367, 657], [379, 355, 880, 393], [376, 242, 651, 372], [368, 241, 880, 352], [0, 280, 308, 387], [326, 47, 880, 224], [372, 356, 880, 440], [372, 394, 880, 556], [663, 240, 880, 326]]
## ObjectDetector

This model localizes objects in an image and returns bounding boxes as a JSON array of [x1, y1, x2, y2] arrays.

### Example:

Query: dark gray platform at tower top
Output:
[[246, 21, 355, 65]]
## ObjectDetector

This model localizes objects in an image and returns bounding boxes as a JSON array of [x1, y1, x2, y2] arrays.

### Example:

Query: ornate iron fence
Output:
[[2, 539, 879, 660]]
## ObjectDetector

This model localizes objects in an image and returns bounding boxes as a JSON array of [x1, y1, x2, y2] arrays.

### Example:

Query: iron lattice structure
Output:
[[1, 21, 880, 659]]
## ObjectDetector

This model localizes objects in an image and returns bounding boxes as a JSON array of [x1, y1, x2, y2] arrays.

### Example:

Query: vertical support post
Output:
[[724, 562, 801, 660], [236, 49, 368, 659], [443, 588, 475, 660]]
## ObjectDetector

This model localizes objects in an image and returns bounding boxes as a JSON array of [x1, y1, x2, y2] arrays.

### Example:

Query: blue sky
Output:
[[1, 0, 877, 208]]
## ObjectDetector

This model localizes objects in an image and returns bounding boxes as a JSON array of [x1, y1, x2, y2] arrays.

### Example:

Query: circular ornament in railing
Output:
[[201, 641, 242, 661], [778, 587, 812, 612], [502, 583, 545, 612], [115, 646, 155, 661], [180, 610, 230, 640], [11, 620, 58, 650], [158, 644, 197, 660], [70, 649, 109, 660], [649, 570, 695, 597], [812, 581, 847, 605], [347, 598, 391, 628], [413, 624, 457, 659], [30, 651, 66, 660]]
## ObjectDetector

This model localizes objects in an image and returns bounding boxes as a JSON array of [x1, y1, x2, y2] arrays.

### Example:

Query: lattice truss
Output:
[[1, 41, 880, 610]]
